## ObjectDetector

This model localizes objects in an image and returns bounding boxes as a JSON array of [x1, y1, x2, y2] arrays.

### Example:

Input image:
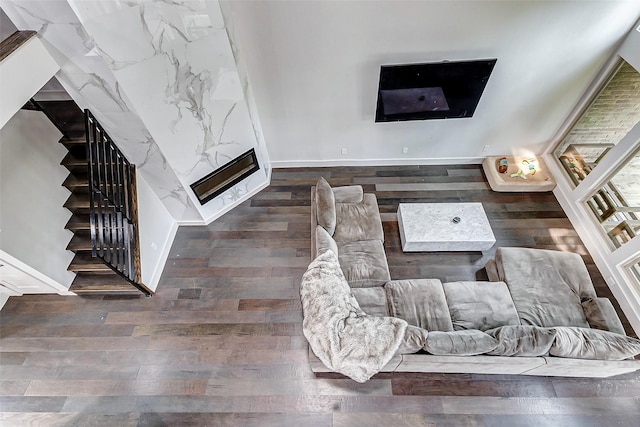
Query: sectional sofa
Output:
[[301, 177, 640, 382]]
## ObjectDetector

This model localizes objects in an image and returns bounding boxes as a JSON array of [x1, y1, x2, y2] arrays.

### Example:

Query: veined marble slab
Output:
[[0, 0, 201, 223], [397, 203, 496, 252], [2, 0, 270, 224], [66, 0, 269, 222]]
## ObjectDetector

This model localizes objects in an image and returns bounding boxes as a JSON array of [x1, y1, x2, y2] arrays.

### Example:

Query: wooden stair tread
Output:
[[70, 272, 141, 294], [64, 193, 90, 209], [70, 284, 141, 294], [65, 214, 91, 230], [46, 102, 149, 296], [61, 152, 87, 167], [59, 136, 86, 151], [68, 252, 111, 271], [35, 100, 85, 138], [62, 174, 89, 189], [59, 136, 86, 145], [66, 233, 93, 251]]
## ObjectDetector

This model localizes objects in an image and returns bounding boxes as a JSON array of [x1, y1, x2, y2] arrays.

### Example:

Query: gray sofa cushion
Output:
[[396, 325, 430, 355], [582, 297, 626, 335], [333, 185, 364, 203], [495, 247, 591, 328], [315, 177, 336, 235], [424, 330, 499, 356], [485, 259, 500, 282], [351, 287, 388, 317], [496, 247, 598, 299], [486, 325, 557, 357], [333, 193, 385, 243], [315, 225, 338, 257], [338, 240, 391, 288], [443, 281, 520, 331], [385, 279, 454, 332], [550, 327, 640, 360]]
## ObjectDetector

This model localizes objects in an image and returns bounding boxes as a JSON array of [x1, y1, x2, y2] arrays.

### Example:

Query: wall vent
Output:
[[190, 148, 259, 205]]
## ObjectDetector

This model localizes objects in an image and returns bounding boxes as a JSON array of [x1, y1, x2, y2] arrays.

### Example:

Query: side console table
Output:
[[482, 156, 556, 192]]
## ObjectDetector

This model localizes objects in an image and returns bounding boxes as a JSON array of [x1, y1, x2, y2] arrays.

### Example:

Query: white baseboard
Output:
[[144, 220, 179, 292], [270, 157, 484, 168], [0, 293, 11, 311], [0, 250, 75, 295]]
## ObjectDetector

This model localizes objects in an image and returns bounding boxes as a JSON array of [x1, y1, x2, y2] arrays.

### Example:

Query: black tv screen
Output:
[[375, 59, 496, 122]]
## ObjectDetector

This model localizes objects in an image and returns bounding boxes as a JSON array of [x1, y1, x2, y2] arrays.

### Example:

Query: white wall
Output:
[[1, 7, 17, 39], [0, 33, 59, 128], [0, 110, 75, 287], [226, 0, 640, 166], [619, 18, 640, 72], [136, 173, 178, 292]]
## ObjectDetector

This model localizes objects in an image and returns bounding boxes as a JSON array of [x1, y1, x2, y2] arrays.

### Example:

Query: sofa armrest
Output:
[[582, 297, 626, 335]]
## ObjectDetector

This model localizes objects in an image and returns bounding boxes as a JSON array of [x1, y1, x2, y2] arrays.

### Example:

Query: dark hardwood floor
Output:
[[1, 165, 639, 426]]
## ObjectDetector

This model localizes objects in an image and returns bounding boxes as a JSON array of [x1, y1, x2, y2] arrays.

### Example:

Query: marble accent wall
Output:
[[66, 0, 269, 222], [0, 0, 201, 223], [218, 0, 271, 178], [1, 0, 270, 224]]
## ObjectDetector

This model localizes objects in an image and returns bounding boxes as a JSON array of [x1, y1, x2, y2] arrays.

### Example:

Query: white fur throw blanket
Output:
[[300, 250, 407, 382]]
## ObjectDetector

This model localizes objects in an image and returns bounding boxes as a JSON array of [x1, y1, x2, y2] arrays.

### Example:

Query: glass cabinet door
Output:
[[555, 60, 640, 187], [588, 147, 640, 248]]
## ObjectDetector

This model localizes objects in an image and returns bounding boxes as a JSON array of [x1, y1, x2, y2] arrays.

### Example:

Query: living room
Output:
[[1, 1, 640, 424]]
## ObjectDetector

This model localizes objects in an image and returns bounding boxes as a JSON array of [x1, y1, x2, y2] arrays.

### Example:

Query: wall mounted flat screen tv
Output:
[[375, 59, 497, 122]]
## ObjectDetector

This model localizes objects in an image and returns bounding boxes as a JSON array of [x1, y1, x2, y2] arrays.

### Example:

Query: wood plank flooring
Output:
[[2, 165, 639, 426]]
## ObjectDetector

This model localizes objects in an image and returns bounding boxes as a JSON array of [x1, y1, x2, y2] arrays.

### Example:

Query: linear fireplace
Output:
[[190, 148, 259, 205]]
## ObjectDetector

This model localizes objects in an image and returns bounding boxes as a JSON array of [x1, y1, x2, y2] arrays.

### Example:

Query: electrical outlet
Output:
[[482, 145, 490, 152], [341, 148, 347, 155], [402, 147, 409, 154]]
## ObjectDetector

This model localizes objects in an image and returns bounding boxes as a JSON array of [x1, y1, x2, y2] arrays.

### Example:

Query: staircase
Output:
[[30, 100, 152, 296]]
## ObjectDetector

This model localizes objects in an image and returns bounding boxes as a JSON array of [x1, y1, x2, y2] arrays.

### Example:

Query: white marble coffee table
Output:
[[397, 203, 496, 252]]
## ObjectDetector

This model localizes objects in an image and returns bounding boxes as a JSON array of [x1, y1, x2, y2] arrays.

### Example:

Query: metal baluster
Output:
[[83, 110, 151, 296]]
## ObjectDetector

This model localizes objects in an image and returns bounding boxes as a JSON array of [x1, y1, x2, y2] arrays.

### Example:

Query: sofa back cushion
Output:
[[315, 225, 338, 258], [385, 279, 454, 332], [495, 247, 591, 328], [443, 281, 520, 331], [315, 177, 336, 235]]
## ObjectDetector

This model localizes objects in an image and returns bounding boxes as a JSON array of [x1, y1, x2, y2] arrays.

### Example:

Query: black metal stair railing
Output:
[[85, 110, 151, 296]]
